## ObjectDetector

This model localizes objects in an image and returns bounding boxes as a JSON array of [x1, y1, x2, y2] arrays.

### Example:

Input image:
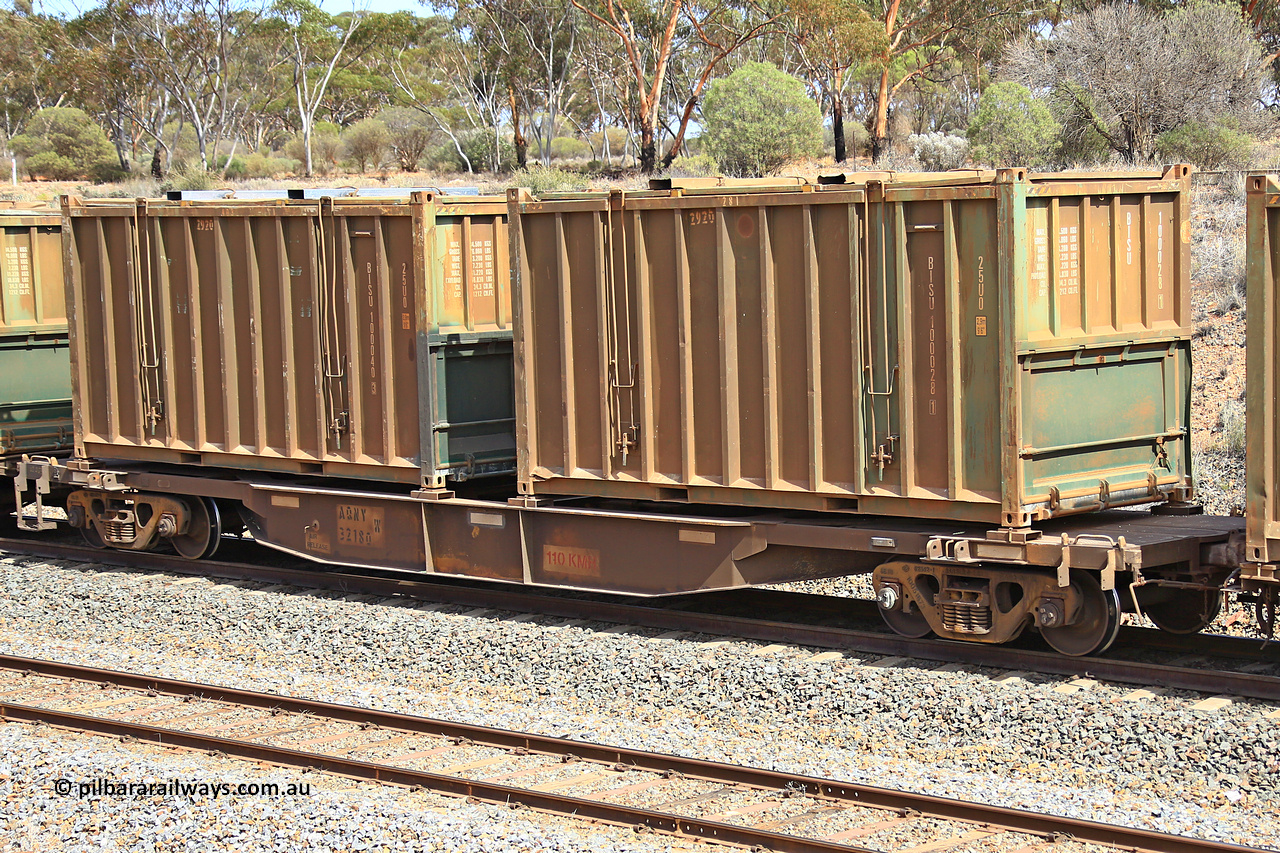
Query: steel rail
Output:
[[0, 654, 1258, 853], [2, 537, 1279, 701]]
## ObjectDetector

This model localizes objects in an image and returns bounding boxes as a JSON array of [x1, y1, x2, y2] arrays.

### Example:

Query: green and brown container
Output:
[[509, 166, 1195, 526], [64, 193, 513, 486], [0, 204, 71, 457]]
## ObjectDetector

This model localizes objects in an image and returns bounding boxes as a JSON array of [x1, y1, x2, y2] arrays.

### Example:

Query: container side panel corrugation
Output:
[[513, 169, 1194, 524], [1021, 192, 1188, 348], [1247, 176, 1280, 565], [432, 213, 509, 335], [68, 197, 514, 484], [1, 221, 66, 331], [953, 199, 1002, 498], [0, 210, 73, 456]]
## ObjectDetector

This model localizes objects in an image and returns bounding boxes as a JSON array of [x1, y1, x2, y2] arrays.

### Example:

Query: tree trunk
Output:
[[303, 120, 314, 178], [832, 93, 846, 164], [510, 89, 528, 169], [150, 146, 163, 179], [659, 96, 699, 169], [639, 119, 657, 174], [871, 66, 891, 162]]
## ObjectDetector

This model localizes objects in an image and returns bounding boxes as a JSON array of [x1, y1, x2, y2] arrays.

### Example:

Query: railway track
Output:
[[0, 653, 1260, 853], [2, 534, 1278, 702]]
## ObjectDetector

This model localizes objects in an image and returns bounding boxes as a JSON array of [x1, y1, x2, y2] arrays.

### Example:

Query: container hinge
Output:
[[1152, 436, 1169, 470]]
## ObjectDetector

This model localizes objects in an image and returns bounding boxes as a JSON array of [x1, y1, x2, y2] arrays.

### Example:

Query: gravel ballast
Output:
[[0, 555, 1277, 851]]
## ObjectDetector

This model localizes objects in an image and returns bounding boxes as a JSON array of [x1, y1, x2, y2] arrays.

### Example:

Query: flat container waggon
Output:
[[508, 167, 1196, 528], [63, 192, 514, 488], [27, 175, 1250, 658]]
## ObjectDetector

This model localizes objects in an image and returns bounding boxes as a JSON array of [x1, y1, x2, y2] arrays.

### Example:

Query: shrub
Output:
[[159, 162, 218, 194], [549, 136, 592, 161], [908, 132, 969, 171], [664, 153, 718, 178], [700, 62, 823, 177], [512, 165, 590, 195], [224, 151, 296, 180], [285, 122, 342, 176], [9, 107, 122, 182], [343, 118, 390, 172], [845, 122, 870, 158], [967, 82, 1060, 167], [1217, 399, 1245, 457], [1156, 119, 1257, 169], [379, 108, 435, 171], [441, 130, 515, 173], [588, 127, 629, 159]]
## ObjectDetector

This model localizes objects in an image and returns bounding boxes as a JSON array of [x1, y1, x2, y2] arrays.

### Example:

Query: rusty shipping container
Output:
[[1246, 174, 1280, 592], [510, 167, 1195, 525], [0, 205, 72, 456], [64, 193, 513, 486]]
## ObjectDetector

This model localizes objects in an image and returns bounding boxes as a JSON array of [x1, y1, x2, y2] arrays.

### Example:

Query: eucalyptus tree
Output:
[[569, 0, 778, 173], [0, 4, 72, 139], [786, 0, 884, 162], [124, 0, 268, 171], [267, 0, 363, 177], [861, 0, 1040, 161], [384, 12, 484, 171]]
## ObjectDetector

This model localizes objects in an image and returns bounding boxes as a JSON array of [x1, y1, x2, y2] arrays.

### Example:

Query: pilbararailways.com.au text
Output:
[[53, 778, 313, 799]]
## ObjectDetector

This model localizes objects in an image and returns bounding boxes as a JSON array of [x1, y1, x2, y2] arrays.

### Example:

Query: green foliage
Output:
[[446, 129, 515, 173], [700, 63, 822, 177], [845, 122, 870, 158], [9, 107, 121, 181], [1004, 1, 1270, 163], [512, 165, 590, 195], [343, 118, 390, 171], [665, 154, 718, 178], [379, 107, 435, 171], [966, 82, 1059, 167], [588, 128, 628, 159], [1156, 119, 1257, 169], [224, 151, 297, 179], [285, 122, 342, 175], [548, 136, 591, 161], [159, 162, 218, 194]]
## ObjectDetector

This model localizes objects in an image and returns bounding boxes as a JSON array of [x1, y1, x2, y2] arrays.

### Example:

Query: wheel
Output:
[[1145, 588, 1222, 635], [1040, 570, 1122, 656], [878, 596, 934, 638], [80, 523, 108, 549], [170, 497, 222, 560]]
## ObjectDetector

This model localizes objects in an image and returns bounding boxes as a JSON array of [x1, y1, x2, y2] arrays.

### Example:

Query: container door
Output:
[[858, 188, 1003, 507]]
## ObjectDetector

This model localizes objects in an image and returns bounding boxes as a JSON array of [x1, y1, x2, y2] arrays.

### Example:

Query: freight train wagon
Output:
[[38, 176, 1244, 656], [0, 203, 73, 527]]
